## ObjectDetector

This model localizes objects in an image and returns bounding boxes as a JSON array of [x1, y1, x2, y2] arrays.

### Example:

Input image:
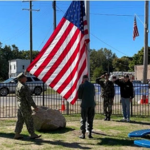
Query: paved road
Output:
[[0, 94, 62, 106]]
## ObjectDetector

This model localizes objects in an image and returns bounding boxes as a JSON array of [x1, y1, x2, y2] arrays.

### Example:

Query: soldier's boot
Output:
[[79, 132, 85, 139], [88, 131, 93, 138], [104, 115, 107, 121], [30, 133, 41, 139], [107, 115, 110, 121], [14, 133, 23, 139]]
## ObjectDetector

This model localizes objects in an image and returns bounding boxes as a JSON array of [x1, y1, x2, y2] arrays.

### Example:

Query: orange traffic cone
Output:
[[60, 99, 66, 111], [140, 95, 148, 104]]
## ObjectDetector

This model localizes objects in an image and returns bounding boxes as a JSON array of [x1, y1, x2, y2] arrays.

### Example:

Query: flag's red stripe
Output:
[[84, 30, 88, 35], [42, 27, 80, 83], [67, 68, 88, 105], [56, 58, 85, 95], [84, 20, 87, 25], [56, 41, 85, 94], [134, 27, 139, 35], [49, 44, 79, 88], [133, 17, 139, 40], [49, 30, 81, 88], [26, 18, 66, 72], [70, 94, 78, 105], [34, 22, 74, 79], [64, 59, 87, 99]]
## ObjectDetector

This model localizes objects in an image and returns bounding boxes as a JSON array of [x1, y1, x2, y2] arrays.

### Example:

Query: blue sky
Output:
[[0, 1, 147, 58]]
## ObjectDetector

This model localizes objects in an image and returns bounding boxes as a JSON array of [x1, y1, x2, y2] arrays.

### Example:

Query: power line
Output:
[[90, 33, 128, 56], [56, 5, 65, 13], [90, 13, 144, 17], [37, 25, 53, 51]]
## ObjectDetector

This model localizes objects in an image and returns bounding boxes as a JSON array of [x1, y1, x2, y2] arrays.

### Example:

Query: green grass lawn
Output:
[[0, 114, 150, 150]]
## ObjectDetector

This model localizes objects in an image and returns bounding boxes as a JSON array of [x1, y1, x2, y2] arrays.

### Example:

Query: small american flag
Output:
[[133, 16, 139, 40], [26, 1, 89, 104]]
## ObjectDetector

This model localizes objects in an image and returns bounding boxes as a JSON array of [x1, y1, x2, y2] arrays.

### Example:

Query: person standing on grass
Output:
[[14, 72, 41, 139], [113, 74, 134, 122], [78, 75, 96, 139], [96, 73, 115, 121]]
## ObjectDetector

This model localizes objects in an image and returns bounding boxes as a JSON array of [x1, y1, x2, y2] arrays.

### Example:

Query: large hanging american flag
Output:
[[26, 1, 89, 104], [133, 16, 139, 40]]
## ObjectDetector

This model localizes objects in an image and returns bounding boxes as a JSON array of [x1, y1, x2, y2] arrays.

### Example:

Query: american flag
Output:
[[133, 16, 139, 40], [26, 1, 89, 105]]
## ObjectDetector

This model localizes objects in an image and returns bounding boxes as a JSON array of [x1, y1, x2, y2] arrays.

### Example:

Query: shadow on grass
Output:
[[38, 127, 75, 134], [142, 135, 150, 139], [0, 132, 28, 139], [115, 120, 150, 125], [29, 139, 91, 149], [97, 137, 134, 147], [129, 121, 150, 125], [92, 130, 108, 136], [0, 132, 91, 149], [0, 128, 91, 149]]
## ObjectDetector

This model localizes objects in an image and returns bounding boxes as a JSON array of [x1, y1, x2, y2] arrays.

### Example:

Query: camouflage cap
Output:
[[17, 72, 26, 79]]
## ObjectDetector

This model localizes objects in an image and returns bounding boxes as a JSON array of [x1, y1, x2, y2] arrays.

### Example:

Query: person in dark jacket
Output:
[[96, 73, 115, 121], [113, 74, 134, 122], [78, 75, 96, 139]]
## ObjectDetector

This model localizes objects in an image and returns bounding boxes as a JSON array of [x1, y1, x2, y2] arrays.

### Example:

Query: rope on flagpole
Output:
[[135, 14, 149, 33], [135, 14, 144, 26]]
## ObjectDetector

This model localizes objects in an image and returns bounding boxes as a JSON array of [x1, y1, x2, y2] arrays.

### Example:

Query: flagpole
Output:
[[30, 1, 33, 64], [53, 0, 56, 30], [85, 0, 90, 81], [143, 1, 149, 84]]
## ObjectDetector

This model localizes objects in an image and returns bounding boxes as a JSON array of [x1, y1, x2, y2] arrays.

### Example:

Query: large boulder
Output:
[[32, 106, 66, 131]]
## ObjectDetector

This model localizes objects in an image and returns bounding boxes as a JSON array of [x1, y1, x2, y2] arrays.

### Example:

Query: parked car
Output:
[[0, 76, 47, 96]]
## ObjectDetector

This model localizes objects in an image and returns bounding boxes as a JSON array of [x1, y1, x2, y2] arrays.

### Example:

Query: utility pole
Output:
[[52, 0, 56, 30], [29, 1, 32, 63], [22, 1, 40, 63], [85, 0, 90, 80], [143, 1, 149, 84]]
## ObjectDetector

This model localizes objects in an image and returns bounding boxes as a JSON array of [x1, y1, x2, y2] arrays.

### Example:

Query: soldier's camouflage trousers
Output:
[[14, 109, 34, 135], [103, 98, 113, 117]]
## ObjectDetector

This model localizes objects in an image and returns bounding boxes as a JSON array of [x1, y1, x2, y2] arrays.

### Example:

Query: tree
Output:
[[92, 66, 103, 81], [90, 48, 117, 81], [12, 44, 19, 59], [112, 57, 131, 71], [103, 48, 117, 73], [0, 45, 12, 79], [128, 47, 150, 71], [0, 41, 39, 80]]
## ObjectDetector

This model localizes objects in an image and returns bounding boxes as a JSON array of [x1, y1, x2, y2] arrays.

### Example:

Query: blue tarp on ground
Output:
[[134, 140, 150, 148], [128, 129, 150, 137]]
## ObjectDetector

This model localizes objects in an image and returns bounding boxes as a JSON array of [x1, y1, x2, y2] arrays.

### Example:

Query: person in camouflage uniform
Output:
[[96, 73, 115, 121], [14, 72, 41, 139]]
